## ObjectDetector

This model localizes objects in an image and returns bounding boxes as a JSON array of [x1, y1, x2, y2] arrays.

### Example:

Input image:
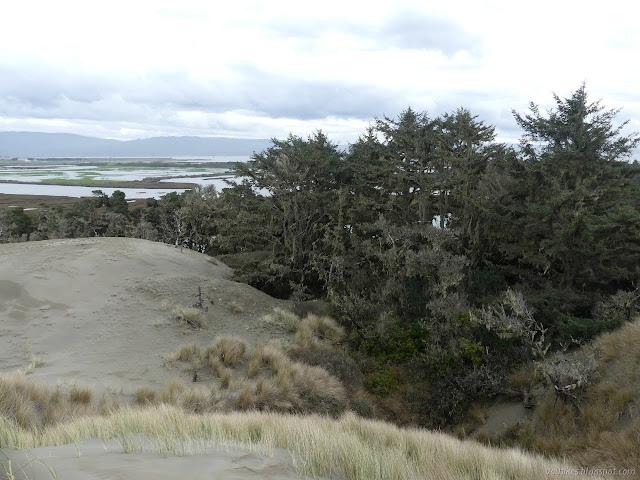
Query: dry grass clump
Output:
[[287, 314, 363, 390], [261, 307, 300, 332], [171, 305, 206, 328], [206, 336, 247, 368], [173, 337, 247, 377], [247, 342, 289, 378], [0, 373, 106, 430], [173, 344, 203, 363], [0, 405, 583, 480], [294, 314, 344, 350], [208, 355, 221, 374], [158, 379, 188, 405], [508, 364, 541, 390], [23, 352, 46, 375], [280, 361, 347, 416], [178, 384, 217, 413], [245, 342, 346, 415], [599, 316, 640, 368], [236, 383, 256, 410], [226, 300, 245, 314], [170, 335, 354, 417], [219, 368, 232, 389], [511, 317, 640, 471], [69, 385, 93, 405], [253, 377, 295, 411], [136, 386, 156, 405], [156, 380, 220, 414], [172, 344, 204, 370]]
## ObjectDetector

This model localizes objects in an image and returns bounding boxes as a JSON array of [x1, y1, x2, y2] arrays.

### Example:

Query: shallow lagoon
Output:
[[0, 176, 239, 199], [0, 157, 247, 198]]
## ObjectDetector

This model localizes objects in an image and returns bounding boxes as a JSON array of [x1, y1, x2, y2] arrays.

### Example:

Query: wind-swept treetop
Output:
[[514, 83, 639, 180]]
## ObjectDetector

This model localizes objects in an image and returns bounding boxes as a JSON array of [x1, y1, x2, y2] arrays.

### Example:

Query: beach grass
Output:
[[0, 404, 582, 480]]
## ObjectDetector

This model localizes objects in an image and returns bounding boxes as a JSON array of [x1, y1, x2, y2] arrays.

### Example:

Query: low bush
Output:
[[364, 367, 403, 397], [349, 396, 376, 418], [294, 347, 363, 387]]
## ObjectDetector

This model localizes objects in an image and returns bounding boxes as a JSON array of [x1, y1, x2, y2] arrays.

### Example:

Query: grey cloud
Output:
[[0, 60, 412, 125], [263, 9, 481, 56], [379, 10, 481, 55], [0, 63, 532, 145]]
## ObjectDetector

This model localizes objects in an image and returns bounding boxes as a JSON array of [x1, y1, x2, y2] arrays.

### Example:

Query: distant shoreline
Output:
[[0, 178, 198, 189]]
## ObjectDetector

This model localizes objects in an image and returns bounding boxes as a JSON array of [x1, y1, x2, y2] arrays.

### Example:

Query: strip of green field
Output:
[[39, 178, 128, 186]]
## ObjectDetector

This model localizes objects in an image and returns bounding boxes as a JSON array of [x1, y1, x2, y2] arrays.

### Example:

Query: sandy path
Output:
[[0, 237, 293, 396]]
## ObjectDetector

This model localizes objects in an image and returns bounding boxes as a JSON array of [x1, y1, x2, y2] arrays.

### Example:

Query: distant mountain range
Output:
[[0, 132, 272, 157]]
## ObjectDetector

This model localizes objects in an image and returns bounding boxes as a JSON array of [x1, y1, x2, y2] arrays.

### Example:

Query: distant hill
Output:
[[0, 132, 272, 157]]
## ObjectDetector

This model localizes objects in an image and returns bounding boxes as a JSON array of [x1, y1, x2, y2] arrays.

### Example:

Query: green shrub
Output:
[[365, 367, 402, 397], [349, 396, 376, 418]]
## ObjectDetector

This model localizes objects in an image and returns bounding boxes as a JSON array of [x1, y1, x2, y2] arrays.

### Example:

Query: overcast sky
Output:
[[1, 0, 639, 148]]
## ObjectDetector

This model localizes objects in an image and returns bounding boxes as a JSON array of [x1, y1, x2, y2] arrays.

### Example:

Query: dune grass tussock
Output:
[[207, 336, 247, 368], [69, 385, 93, 405], [247, 342, 289, 378], [169, 339, 350, 416], [0, 373, 110, 431], [171, 305, 206, 328], [173, 344, 203, 363], [261, 307, 300, 332], [136, 386, 156, 405], [0, 404, 581, 480], [226, 300, 245, 314], [298, 314, 345, 345]]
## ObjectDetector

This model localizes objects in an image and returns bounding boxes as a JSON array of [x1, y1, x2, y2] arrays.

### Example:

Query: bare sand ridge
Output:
[[0, 237, 298, 396]]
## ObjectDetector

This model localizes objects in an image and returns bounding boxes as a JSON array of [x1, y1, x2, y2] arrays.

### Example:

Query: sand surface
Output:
[[0, 237, 293, 396], [1, 438, 310, 480]]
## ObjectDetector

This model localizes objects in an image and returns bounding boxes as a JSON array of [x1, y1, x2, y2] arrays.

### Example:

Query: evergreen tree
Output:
[[502, 85, 640, 337]]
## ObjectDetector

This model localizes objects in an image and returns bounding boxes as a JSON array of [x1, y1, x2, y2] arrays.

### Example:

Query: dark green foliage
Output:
[[294, 347, 364, 387], [364, 366, 403, 397], [225, 130, 346, 298], [349, 396, 376, 418], [108, 190, 129, 216], [299, 392, 347, 418], [91, 190, 108, 207], [485, 85, 640, 340], [4, 207, 34, 238]]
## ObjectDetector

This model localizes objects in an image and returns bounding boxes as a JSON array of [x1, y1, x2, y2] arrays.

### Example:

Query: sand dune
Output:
[[0, 237, 292, 396]]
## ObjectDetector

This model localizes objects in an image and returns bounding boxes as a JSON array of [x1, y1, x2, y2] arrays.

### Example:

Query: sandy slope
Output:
[[0, 237, 293, 396]]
